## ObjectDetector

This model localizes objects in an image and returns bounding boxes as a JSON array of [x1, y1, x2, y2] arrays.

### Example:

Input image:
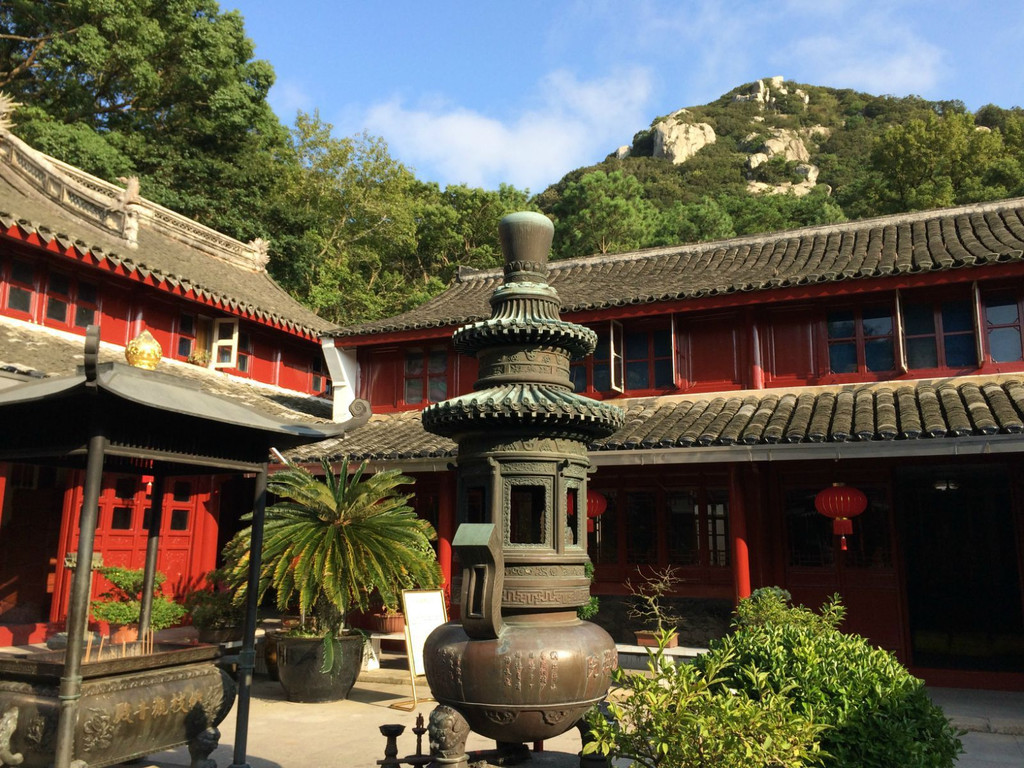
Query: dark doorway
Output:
[[896, 464, 1024, 672]]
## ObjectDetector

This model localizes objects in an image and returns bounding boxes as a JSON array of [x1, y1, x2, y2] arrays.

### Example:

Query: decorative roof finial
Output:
[[0, 92, 22, 133], [125, 329, 162, 370]]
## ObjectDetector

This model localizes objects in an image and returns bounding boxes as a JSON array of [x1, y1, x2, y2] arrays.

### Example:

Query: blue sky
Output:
[[227, 0, 1024, 193]]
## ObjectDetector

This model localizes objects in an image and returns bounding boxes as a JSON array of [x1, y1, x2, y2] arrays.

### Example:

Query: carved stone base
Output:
[[188, 726, 220, 768], [428, 705, 470, 768]]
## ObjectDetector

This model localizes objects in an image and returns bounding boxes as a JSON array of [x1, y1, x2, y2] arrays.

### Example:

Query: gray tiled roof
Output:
[[0, 142, 331, 337], [291, 376, 1024, 463], [335, 197, 1024, 338], [0, 316, 332, 423]]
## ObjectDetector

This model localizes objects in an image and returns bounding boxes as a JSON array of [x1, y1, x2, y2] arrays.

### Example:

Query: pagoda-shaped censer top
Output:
[[422, 212, 624, 754]]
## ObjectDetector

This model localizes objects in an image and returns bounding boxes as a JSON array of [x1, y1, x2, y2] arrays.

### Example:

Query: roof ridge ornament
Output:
[[84, 325, 100, 383]]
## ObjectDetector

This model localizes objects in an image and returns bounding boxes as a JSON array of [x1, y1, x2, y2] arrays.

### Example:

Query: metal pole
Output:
[[53, 431, 107, 768], [138, 474, 165, 639], [230, 463, 267, 768]]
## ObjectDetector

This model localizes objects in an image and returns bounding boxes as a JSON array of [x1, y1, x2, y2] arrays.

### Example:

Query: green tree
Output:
[[2, 0, 288, 242], [266, 112, 424, 324], [552, 170, 659, 259]]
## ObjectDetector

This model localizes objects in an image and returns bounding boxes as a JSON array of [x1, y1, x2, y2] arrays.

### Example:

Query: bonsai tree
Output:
[[91, 565, 186, 631], [625, 565, 682, 645], [222, 457, 441, 647]]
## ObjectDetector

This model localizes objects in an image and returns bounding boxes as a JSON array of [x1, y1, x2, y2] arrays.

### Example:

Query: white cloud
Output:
[[362, 68, 654, 192], [267, 78, 315, 121]]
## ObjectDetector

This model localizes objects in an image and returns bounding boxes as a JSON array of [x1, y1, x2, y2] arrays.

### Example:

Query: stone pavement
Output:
[[118, 658, 1024, 768]]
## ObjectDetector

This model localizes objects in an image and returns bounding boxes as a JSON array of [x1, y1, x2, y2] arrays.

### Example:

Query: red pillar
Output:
[[438, 471, 455, 601], [729, 466, 751, 601]]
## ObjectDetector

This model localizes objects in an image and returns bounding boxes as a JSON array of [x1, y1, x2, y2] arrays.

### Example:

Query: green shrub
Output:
[[585, 630, 824, 767], [700, 591, 963, 768], [91, 566, 186, 631]]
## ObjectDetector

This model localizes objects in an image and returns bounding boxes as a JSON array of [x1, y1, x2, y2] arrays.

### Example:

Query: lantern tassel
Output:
[[840, 535, 848, 551]]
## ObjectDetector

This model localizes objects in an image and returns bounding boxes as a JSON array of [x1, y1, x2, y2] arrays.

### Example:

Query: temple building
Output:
[[0, 115, 350, 645], [309, 197, 1024, 690]]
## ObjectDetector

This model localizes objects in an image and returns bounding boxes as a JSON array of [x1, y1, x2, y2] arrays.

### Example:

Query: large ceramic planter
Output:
[[276, 633, 364, 703]]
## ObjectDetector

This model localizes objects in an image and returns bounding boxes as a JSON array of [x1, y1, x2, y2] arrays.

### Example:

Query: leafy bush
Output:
[[699, 591, 963, 768], [185, 568, 245, 630], [91, 566, 186, 631], [585, 630, 823, 767]]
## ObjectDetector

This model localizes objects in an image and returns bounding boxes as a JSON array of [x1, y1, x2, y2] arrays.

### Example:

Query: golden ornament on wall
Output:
[[125, 329, 162, 370]]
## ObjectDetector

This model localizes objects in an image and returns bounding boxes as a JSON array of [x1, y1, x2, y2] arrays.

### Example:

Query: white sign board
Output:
[[401, 589, 447, 677]]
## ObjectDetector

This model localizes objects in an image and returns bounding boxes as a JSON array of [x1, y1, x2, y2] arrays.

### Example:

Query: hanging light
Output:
[[586, 490, 607, 533], [814, 483, 867, 551]]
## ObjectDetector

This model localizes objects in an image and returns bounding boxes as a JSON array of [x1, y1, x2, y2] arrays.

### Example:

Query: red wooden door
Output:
[[52, 473, 214, 621]]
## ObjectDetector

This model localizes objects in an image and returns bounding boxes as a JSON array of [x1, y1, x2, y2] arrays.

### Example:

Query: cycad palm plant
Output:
[[223, 457, 441, 640]]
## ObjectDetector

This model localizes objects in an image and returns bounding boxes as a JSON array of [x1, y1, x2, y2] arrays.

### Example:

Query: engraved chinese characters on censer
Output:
[[420, 212, 625, 766]]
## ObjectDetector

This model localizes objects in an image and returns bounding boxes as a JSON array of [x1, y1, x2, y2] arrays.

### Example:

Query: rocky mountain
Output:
[[534, 77, 1024, 259]]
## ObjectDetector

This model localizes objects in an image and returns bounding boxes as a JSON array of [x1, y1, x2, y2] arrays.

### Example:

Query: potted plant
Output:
[[185, 568, 246, 644], [222, 457, 441, 702], [626, 566, 682, 648], [91, 565, 186, 642]]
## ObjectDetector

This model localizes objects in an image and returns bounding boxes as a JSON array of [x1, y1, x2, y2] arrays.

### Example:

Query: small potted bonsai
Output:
[[91, 565, 186, 643], [222, 457, 441, 702], [626, 566, 682, 648], [185, 568, 245, 644]]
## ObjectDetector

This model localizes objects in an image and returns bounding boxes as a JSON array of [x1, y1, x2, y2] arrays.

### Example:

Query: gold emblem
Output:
[[125, 329, 162, 370]]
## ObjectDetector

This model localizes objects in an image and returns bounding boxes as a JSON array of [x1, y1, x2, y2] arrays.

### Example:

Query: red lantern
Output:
[[586, 490, 607, 533], [814, 483, 867, 551]]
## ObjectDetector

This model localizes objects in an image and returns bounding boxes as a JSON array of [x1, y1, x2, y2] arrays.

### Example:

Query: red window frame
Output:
[[41, 271, 99, 331], [402, 346, 449, 406], [902, 293, 979, 372], [824, 303, 896, 378], [982, 290, 1024, 365]]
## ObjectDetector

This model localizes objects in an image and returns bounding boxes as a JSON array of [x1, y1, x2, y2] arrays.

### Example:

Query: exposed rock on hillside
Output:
[[651, 109, 716, 165]]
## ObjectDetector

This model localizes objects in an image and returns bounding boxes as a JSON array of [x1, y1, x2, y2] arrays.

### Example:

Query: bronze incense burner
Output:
[[421, 212, 624, 762]]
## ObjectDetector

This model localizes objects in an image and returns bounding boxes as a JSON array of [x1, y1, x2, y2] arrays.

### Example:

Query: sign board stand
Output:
[[390, 589, 447, 710]]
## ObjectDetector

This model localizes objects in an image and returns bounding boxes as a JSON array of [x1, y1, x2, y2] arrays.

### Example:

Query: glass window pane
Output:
[[110, 506, 132, 530], [828, 342, 857, 373], [652, 328, 672, 357], [593, 363, 611, 392], [862, 307, 893, 336], [48, 273, 70, 296], [593, 334, 609, 362], [180, 314, 195, 336], [864, 339, 895, 372], [907, 337, 938, 369], [46, 297, 67, 322], [78, 282, 97, 304], [427, 349, 447, 373], [11, 260, 33, 285], [626, 361, 649, 390], [667, 491, 699, 565], [216, 346, 232, 364], [404, 351, 423, 375], [985, 295, 1019, 326], [177, 337, 193, 357], [625, 332, 648, 360], [404, 379, 423, 404], [170, 509, 189, 531], [427, 377, 447, 402], [826, 310, 855, 339], [626, 492, 656, 564], [8, 285, 30, 312], [74, 306, 95, 328], [990, 327, 1023, 362], [237, 354, 249, 372], [904, 303, 935, 335], [217, 322, 235, 341], [590, 491, 617, 565], [706, 489, 730, 567], [944, 334, 977, 367], [942, 300, 973, 332], [653, 358, 673, 388]]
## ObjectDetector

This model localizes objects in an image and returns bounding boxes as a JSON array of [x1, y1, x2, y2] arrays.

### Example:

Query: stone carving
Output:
[[428, 705, 470, 765], [187, 726, 220, 768], [80, 709, 115, 753], [0, 706, 23, 766]]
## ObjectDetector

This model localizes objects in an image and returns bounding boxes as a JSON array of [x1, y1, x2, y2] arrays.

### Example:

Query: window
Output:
[[3, 259, 34, 314], [177, 314, 197, 360], [211, 318, 239, 369], [45, 273, 70, 323], [311, 357, 331, 395], [404, 347, 447, 404], [236, 332, 252, 373], [826, 305, 895, 374], [904, 298, 978, 370], [625, 326, 674, 390], [75, 281, 97, 328], [984, 292, 1023, 363]]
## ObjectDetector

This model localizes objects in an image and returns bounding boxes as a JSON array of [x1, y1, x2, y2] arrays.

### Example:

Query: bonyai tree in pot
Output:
[[222, 457, 441, 702]]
